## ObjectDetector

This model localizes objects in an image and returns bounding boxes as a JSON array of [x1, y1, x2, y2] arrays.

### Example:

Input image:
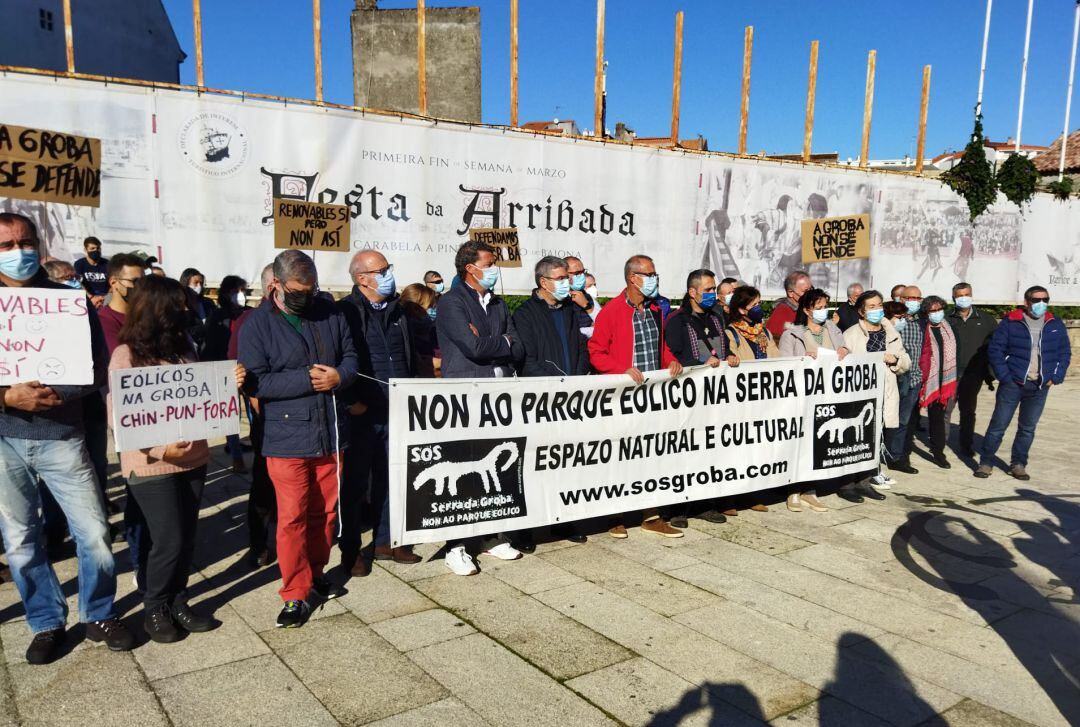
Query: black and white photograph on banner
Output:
[[692, 160, 874, 299]]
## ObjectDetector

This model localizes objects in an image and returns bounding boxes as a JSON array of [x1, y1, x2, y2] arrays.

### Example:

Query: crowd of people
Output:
[[0, 210, 1072, 665]]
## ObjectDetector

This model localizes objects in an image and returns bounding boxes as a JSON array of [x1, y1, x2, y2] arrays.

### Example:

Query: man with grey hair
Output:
[[336, 249, 422, 575], [765, 270, 811, 343], [589, 254, 683, 539], [238, 249, 358, 628], [835, 282, 864, 332], [509, 256, 591, 550]]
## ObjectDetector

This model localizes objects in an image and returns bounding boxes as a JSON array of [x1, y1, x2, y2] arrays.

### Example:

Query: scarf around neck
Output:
[[730, 319, 768, 353], [919, 322, 957, 407]]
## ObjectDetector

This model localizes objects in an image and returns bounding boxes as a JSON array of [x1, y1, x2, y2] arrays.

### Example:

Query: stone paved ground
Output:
[[0, 383, 1078, 726]]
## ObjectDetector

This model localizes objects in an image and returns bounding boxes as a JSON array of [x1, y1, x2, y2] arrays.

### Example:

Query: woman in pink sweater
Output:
[[108, 276, 245, 643]]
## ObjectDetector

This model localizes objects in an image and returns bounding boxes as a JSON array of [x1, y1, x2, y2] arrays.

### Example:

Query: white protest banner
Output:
[[0, 288, 92, 385], [389, 354, 885, 546], [110, 360, 240, 451]]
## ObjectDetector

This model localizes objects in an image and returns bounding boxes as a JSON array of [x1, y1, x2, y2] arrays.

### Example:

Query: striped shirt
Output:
[[630, 301, 661, 372], [899, 317, 924, 390]]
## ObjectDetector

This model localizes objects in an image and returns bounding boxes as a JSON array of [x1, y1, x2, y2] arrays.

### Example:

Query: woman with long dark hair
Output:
[[399, 282, 439, 377], [178, 267, 217, 358], [108, 276, 245, 643]]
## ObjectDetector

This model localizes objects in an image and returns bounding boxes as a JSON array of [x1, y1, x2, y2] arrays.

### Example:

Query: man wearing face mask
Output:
[[975, 286, 1070, 480], [97, 254, 147, 356], [564, 256, 599, 336], [664, 268, 738, 526], [336, 250, 422, 575], [589, 255, 684, 539], [891, 285, 926, 475], [946, 282, 997, 459], [765, 270, 812, 343], [436, 240, 526, 575], [718, 277, 738, 315], [423, 270, 445, 294], [73, 236, 109, 308], [238, 249, 359, 628], [0, 213, 134, 663], [509, 256, 591, 549]]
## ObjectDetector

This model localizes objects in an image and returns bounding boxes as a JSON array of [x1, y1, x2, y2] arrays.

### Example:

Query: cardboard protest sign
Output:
[[0, 123, 101, 207], [0, 288, 93, 385], [110, 360, 241, 451], [468, 228, 522, 268], [273, 198, 350, 253], [801, 213, 871, 264]]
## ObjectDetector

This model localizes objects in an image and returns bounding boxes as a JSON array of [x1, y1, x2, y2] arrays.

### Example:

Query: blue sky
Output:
[[162, 0, 1079, 160]]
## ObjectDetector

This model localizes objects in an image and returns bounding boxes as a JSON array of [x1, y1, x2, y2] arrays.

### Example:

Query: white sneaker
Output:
[[870, 473, 894, 490], [444, 545, 478, 576], [481, 542, 522, 561]]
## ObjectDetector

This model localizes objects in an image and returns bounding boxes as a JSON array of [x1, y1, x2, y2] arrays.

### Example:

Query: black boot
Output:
[[144, 604, 181, 643], [172, 603, 215, 633]]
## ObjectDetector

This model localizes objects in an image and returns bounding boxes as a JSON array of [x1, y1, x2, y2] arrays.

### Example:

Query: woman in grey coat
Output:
[[778, 289, 850, 513]]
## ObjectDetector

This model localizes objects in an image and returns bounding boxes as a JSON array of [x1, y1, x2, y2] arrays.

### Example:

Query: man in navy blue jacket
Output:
[[975, 285, 1071, 481], [436, 239, 525, 575], [238, 249, 358, 628]]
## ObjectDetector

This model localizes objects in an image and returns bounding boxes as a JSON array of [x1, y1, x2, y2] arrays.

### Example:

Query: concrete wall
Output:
[[0, 0, 184, 84], [1067, 321, 1079, 379], [351, 5, 481, 123]]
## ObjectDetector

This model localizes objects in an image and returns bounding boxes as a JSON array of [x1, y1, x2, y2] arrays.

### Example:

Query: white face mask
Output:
[[190, 283, 203, 296], [585, 285, 599, 300], [235, 291, 247, 308]]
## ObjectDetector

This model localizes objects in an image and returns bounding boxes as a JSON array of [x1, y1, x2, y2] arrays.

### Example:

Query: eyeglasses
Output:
[[1029, 296, 1050, 303], [360, 264, 394, 276], [0, 238, 38, 252], [543, 275, 570, 283], [429, 278, 444, 285], [566, 267, 588, 276]]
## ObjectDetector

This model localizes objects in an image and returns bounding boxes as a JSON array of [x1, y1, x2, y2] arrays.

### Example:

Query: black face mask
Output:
[[281, 288, 315, 315], [88, 250, 101, 262]]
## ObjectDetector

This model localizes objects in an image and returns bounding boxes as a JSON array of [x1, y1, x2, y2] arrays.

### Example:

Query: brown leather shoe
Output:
[[721, 508, 738, 517], [608, 523, 628, 539], [641, 518, 684, 538], [350, 557, 371, 577], [750, 504, 769, 513], [374, 545, 422, 564]]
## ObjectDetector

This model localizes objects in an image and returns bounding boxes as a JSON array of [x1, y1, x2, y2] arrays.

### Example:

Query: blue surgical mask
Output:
[[0, 249, 40, 281], [551, 278, 571, 301], [811, 308, 828, 324], [375, 270, 396, 297], [63, 278, 83, 290], [433, 282, 445, 294], [637, 274, 659, 298], [427, 307, 437, 320], [474, 265, 499, 291], [1031, 301, 1048, 317], [894, 317, 908, 332], [928, 310, 945, 325], [954, 296, 972, 309], [571, 273, 587, 291], [866, 309, 885, 324], [747, 304, 764, 323], [724, 293, 733, 306], [699, 292, 717, 309], [905, 300, 921, 315]]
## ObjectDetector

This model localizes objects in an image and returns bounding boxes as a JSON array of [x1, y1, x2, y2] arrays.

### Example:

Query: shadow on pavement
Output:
[[892, 490, 1080, 723]]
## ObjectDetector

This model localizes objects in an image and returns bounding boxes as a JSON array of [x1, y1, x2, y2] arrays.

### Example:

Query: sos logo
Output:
[[409, 445, 443, 463], [815, 405, 836, 418]]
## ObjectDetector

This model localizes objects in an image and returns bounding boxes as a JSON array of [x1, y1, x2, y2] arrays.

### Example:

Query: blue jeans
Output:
[[0, 436, 117, 633], [980, 380, 1050, 467], [889, 383, 921, 463]]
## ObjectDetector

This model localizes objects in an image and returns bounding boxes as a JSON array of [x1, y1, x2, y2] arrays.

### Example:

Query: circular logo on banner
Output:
[[178, 112, 248, 178]]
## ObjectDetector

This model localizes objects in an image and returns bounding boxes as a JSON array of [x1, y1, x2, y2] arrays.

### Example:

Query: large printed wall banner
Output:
[[1, 72, 1077, 303], [388, 354, 885, 546]]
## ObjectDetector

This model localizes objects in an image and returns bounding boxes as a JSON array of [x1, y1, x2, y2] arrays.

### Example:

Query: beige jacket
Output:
[[843, 319, 911, 428]]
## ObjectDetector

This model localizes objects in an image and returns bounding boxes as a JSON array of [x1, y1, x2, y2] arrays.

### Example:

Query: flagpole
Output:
[[1060, 1, 1080, 181], [976, 0, 993, 118], [1015, 0, 1033, 151]]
